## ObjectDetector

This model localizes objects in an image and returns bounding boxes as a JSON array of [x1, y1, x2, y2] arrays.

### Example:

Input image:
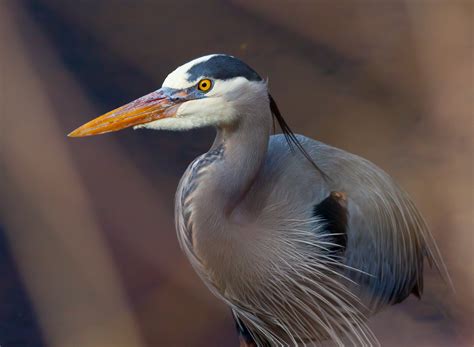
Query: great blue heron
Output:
[[69, 54, 449, 346]]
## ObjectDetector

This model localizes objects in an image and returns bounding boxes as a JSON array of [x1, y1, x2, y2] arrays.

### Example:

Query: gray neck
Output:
[[180, 102, 273, 284], [191, 109, 271, 228]]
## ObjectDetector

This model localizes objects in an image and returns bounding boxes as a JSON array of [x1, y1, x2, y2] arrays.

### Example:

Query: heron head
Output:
[[68, 54, 268, 137]]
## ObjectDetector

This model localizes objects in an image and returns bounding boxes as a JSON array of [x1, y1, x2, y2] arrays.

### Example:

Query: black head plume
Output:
[[269, 94, 329, 181]]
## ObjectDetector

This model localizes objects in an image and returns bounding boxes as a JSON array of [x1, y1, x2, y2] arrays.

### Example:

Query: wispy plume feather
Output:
[[269, 94, 330, 181]]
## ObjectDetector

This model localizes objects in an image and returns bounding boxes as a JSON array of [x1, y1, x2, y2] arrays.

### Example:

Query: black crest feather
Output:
[[269, 94, 329, 180]]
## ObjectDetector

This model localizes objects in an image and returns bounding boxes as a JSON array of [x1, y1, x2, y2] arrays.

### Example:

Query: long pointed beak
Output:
[[68, 88, 184, 137]]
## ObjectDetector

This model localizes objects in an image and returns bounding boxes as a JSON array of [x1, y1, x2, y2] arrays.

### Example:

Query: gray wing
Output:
[[265, 134, 449, 311]]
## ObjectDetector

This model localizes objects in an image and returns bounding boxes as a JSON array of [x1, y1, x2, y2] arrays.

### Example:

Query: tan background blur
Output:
[[1, 1, 472, 346]]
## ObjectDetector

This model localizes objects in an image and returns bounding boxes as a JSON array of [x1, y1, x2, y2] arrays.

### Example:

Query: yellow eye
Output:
[[197, 79, 212, 92]]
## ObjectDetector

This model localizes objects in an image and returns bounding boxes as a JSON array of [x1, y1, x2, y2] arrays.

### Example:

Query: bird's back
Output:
[[251, 134, 446, 309]]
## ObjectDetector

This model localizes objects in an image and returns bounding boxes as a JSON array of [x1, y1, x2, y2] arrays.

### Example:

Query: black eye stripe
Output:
[[186, 55, 262, 82]]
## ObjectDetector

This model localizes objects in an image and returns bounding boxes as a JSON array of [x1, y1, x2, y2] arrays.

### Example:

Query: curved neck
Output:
[[182, 99, 273, 280], [192, 108, 272, 227]]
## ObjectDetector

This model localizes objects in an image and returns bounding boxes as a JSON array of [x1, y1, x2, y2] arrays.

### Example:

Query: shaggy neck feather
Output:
[[189, 102, 272, 273]]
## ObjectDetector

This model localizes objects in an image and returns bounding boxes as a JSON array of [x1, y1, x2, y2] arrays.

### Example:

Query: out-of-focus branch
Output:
[[0, 3, 145, 347]]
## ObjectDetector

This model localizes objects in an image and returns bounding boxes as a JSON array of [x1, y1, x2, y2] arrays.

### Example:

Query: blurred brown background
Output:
[[1, 1, 472, 346]]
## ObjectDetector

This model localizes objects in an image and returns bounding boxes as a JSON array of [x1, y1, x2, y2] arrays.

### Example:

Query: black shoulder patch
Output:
[[313, 191, 348, 255], [186, 55, 262, 82]]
